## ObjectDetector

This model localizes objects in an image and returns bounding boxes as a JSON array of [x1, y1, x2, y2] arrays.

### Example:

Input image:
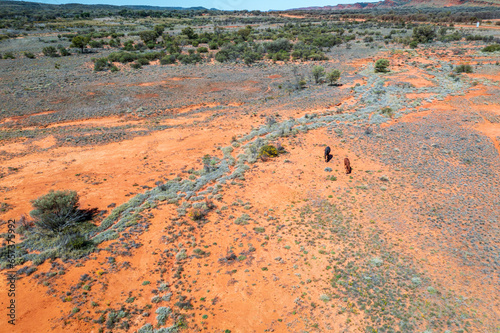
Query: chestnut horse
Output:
[[344, 158, 352, 174]]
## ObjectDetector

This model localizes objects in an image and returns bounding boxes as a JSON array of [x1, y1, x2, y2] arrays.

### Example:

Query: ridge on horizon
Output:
[[288, 0, 500, 10]]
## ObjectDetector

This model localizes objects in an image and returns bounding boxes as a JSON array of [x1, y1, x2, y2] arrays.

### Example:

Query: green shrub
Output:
[[380, 107, 394, 118], [215, 49, 230, 62], [109, 39, 120, 47], [243, 51, 262, 65], [178, 53, 202, 65], [70, 35, 90, 53], [270, 50, 289, 62], [3, 52, 15, 59], [412, 25, 436, 43], [160, 54, 177, 65], [62, 233, 93, 250], [89, 40, 103, 48], [454, 64, 473, 73], [263, 38, 292, 53], [209, 41, 218, 50], [94, 58, 110, 71], [123, 40, 134, 51], [30, 190, 90, 235], [107, 51, 137, 63], [312, 65, 325, 84], [59, 47, 70, 56], [142, 51, 162, 60], [43, 46, 59, 57], [24, 52, 35, 59], [326, 69, 341, 85], [131, 62, 142, 69], [482, 44, 500, 52], [189, 208, 206, 221], [136, 57, 150, 66], [197, 46, 208, 53], [139, 30, 158, 44], [374, 59, 390, 73], [258, 145, 279, 159]]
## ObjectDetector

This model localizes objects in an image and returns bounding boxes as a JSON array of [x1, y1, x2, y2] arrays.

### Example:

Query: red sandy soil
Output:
[[1, 43, 499, 333]]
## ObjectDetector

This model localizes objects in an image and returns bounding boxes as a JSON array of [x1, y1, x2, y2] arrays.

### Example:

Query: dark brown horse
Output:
[[324, 146, 331, 162]]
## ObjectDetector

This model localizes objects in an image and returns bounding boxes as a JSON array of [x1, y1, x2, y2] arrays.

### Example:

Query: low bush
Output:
[[59, 47, 70, 56], [43, 46, 59, 57], [454, 64, 473, 73], [160, 54, 177, 65], [136, 57, 150, 66], [326, 69, 341, 85], [482, 44, 500, 52], [178, 53, 202, 64], [107, 51, 137, 63], [380, 107, 394, 118], [412, 25, 436, 43], [375, 59, 390, 73], [93, 58, 109, 71], [30, 190, 88, 235], [258, 145, 279, 159], [3, 52, 15, 59]]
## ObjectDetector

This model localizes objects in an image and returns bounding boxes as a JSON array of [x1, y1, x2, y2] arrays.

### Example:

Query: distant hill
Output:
[[290, 0, 500, 10], [0, 0, 212, 12]]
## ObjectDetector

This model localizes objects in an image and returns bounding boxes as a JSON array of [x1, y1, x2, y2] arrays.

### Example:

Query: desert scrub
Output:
[[482, 44, 500, 52], [0, 190, 100, 268], [374, 59, 390, 73], [258, 144, 279, 159], [454, 64, 473, 74], [175, 249, 187, 261], [299, 202, 476, 332], [30, 190, 90, 234], [234, 214, 250, 225], [379, 107, 394, 118]]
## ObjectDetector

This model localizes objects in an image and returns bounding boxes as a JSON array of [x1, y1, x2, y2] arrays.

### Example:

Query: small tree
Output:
[[43, 46, 59, 57], [154, 24, 165, 37], [412, 25, 436, 44], [454, 64, 473, 73], [374, 59, 390, 73], [71, 35, 90, 53], [139, 30, 158, 45], [30, 190, 87, 235], [181, 26, 197, 40], [326, 69, 341, 85], [312, 65, 325, 84], [258, 145, 279, 160]]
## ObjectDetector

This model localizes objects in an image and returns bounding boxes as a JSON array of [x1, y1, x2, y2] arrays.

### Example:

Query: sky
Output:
[[30, 0, 377, 11]]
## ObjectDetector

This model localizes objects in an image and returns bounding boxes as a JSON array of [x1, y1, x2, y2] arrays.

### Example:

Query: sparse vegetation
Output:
[[374, 59, 390, 73], [326, 69, 341, 85], [30, 190, 89, 235], [0, 4, 498, 333], [454, 64, 473, 73], [312, 65, 325, 84], [482, 44, 500, 52]]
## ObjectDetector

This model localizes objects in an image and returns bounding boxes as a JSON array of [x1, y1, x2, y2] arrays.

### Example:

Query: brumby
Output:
[[324, 146, 331, 162], [344, 158, 352, 174]]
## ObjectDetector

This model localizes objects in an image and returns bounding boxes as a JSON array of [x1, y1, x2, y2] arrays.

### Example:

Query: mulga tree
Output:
[[71, 35, 90, 53], [312, 65, 325, 84]]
